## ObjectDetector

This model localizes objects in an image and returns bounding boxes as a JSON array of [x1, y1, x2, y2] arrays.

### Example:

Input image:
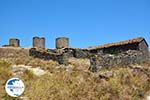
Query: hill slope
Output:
[[0, 56, 150, 100]]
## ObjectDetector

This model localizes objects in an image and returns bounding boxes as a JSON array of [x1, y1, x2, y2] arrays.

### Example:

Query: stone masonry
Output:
[[56, 37, 69, 49], [0, 37, 149, 71], [9, 38, 20, 47], [89, 50, 145, 72], [29, 48, 69, 65], [33, 37, 45, 48], [29, 37, 149, 69]]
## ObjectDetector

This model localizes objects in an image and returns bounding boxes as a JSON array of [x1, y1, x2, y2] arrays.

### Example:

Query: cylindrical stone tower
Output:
[[56, 37, 69, 49], [39, 37, 45, 48], [9, 38, 20, 47], [33, 37, 39, 48], [33, 37, 45, 48]]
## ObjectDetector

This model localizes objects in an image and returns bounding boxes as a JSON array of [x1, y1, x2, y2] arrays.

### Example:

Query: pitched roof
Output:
[[88, 37, 147, 50]]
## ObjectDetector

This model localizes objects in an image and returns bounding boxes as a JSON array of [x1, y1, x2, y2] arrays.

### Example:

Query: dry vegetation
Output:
[[0, 57, 150, 100]]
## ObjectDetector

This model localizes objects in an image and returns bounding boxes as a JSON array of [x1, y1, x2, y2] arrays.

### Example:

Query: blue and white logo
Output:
[[5, 78, 25, 97]]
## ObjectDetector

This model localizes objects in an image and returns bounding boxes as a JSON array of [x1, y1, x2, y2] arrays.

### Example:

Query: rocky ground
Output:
[[0, 56, 150, 100]]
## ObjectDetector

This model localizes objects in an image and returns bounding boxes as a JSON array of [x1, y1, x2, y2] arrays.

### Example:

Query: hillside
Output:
[[0, 56, 150, 100]]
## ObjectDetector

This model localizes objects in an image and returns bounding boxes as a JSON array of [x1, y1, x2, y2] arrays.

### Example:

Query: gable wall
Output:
[[138, 40, 149, 59]]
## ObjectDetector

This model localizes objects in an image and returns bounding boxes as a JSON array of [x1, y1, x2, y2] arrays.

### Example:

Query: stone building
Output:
[[88, 37, 149, 59], [9, 38, 20, 47], [89, 37, 149, 71], [33, 37, 45, 48], [29, 37, 149, 66], [1, 36, 148, 68], [56, 37, 69, 49]]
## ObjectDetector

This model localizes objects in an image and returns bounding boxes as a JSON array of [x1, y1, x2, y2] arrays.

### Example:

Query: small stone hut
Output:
[[88, 37, 149, 59], [88, 37, 149, 71]]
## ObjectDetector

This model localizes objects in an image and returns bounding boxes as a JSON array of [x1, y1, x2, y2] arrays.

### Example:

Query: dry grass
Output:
[[0, 61, 16, 100], [0, 57, 150, 100]]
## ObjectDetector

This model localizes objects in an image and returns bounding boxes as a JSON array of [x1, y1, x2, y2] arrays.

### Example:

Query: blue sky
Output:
[[0, 0, 149, 49]]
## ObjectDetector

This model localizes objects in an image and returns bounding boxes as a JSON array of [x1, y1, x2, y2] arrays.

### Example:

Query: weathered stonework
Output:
[[138, 40, 149, 59], [89, 50, 146, 72], [88, 37, 148, 57], [9, 38, 20, 47], [33, 37, 45, 48], [64, 48, 90, 58], [28, 37, 149, 69], [0, 37, 149, 71], [56, 37, 69, 49], [29, 48, 91, 65], [29, 48, 69, 65]]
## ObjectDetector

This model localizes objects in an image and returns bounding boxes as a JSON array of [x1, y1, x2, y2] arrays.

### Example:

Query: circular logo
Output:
[[5, 78, 25, 97]]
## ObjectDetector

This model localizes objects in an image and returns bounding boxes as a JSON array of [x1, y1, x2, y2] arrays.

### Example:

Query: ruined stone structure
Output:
[[56, 37, 69, 49], [89, 50, 146, 72], [89, 37, 149, 71], [29, 48, 69, 65], [9, 38, 20, 47], [0, 37, 149, 71], [88, 37, 148, 57], [33, 37, 45, 48], [29, 37, 149, 69], [29, 47, 91, 65]]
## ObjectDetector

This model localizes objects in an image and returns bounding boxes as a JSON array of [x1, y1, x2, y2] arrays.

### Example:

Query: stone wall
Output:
[[29, 47, 149, 69], [0, 46, 149, 72], [89, 43, 139, 55], [64, 48, 90, 58], [29, 48, 91, 65], [0, 37, 149, 72], [138, 40, 149, 59], [89, 50, 147, 72], [29, 48, 69, 65], [103, 43, 139, 54]]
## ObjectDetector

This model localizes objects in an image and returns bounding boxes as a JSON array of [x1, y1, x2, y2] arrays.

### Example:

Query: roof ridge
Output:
[[88, 37, 145, 50]]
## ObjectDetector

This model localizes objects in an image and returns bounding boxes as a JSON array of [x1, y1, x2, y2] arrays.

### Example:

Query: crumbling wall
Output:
[[0, 37, 149, 70], [29, 48, 69, 65], [29, 48, 57, 60], [29, 47, 149, 68], [29, 48, 91, 65], [64, 48, 90, 58], [89, 50, 146, 72]]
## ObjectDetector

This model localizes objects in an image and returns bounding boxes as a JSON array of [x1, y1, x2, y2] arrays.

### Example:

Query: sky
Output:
[[0, 0, 149, 49]]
